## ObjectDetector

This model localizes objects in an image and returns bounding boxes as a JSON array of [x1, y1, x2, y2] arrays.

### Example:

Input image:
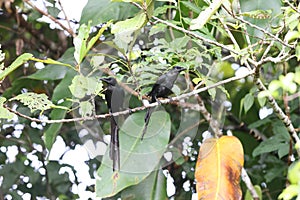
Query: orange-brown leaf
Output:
[[195, 136, 244, 200]]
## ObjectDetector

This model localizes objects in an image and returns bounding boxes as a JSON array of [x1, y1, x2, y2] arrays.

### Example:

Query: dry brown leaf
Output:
[[195, 136, 244, 200]]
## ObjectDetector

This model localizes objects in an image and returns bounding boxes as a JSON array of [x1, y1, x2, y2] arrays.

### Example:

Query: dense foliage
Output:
[[0, 0, 300, 199]]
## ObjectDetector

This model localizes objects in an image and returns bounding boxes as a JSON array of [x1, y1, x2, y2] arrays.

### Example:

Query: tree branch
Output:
[[4, 71, 253, 124], [223, 7, 294, 49], [22, 0, 76, 37], [253, 67, 300, 155]]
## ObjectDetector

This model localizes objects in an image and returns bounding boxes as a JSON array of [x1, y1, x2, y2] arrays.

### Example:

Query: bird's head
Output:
[[100, 77, 118, 86], [173, 66, 185, 73]]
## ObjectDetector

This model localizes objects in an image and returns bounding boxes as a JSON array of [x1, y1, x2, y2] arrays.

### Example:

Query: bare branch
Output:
[[4, 71, 253, 124], [231, 14, 293, 49], [22, 0, 76, 37], [57, 0, 73, 31], [253, 68, 300, 155], [283, 0, 300, 14]]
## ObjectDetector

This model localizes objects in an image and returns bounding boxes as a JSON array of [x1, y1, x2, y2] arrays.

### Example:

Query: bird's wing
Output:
[[110, 86, 125, 113]]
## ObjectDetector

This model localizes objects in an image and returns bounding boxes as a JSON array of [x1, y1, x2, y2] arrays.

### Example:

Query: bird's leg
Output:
[[155, 97, 161, 105]]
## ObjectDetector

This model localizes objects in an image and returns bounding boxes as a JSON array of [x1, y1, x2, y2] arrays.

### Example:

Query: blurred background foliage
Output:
[[0, 0, 300, 199]]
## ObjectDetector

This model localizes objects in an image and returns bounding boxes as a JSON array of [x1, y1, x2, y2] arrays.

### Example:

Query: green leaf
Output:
[[79, 101, 93, 117], [265, 166, 285, 182], [252, 128, 290, 158], [44, 70, 76, 150], [27, 9, 42, 22], [47, 6, 60, 17], [284, 30, 300, 42], [69, 75, 103, 99], [149, 23, 167, 36], [181, 1, 201, 14], [278, 185, 300, 200], [153, 5, 176, 17], [121, 169, 167, 200], [278, 163, 300, 200], [0, 97, 15, 119], [240, 0, 281, 44], [0, 160, 26, 191], [11, 92, 68, 113], [206, 80, 216, 100], [28, 48, 76, 81], [80, 0, 139, 26], [241, 10, 272, 19], [96, 111, 171, 198], [245, 185, 262, 200], [0, 53, 33, 80], [87, 22, 111, 51], [288, 161, 300, 185], [170, 36, 190, 51], [73, 23, 90, 65], [10, 92, 56, 113], [190, 0, 224, 30], [73, 22, 111, 65], [296, 44, 300, 61], [243, 93, 254, 114], [29, 57, 74, 69], [272, 122, 290, 141], [257, 92, 267, 107], [111, 12, 147, 34], [252, 140, 284, 157]]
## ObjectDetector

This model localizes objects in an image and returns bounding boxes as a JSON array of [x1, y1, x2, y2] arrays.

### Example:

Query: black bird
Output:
[[101, 77, 125, 171], [142, 66, 185, 139]]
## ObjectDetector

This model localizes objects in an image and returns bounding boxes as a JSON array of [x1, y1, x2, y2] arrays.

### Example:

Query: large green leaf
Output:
[[0, 160, 26, 192], [2, 78, 46, 98], [252, 122, 290, 158], [121, 169, 167, 200], [111, 12, 147, 34], [68, 75, 102, 99], [10, 92, 68, 113], [96, 111, 171, 198], [0, 53, 33, 80], [240, 0, 281, 43], [80, 0, 139, 26], [190, 0, 225, 30], [28, 48, 75, 81], [0, 97, 15, 119], [44, 70, 76, 150]]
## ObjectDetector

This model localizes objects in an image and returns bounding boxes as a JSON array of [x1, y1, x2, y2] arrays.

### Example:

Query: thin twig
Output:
[[152, 17, 238, 56], [253, 69, 300, 156], [235, 0, 256, 61], [283, 0, 300, 14], [152, 16, 259, 67], [231, 14, 293, 49], [22, 0, 76, 37], [57, 0, 73, 31], [218, 13, 240, 50], [285, 91, 300, 101], [241, 168, 259, 200], [222, 5, 293, 49]]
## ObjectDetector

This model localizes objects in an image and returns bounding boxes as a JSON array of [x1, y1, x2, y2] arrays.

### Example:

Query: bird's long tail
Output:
[[109, 116, 120, 171], [142, 107, 154, 140]]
